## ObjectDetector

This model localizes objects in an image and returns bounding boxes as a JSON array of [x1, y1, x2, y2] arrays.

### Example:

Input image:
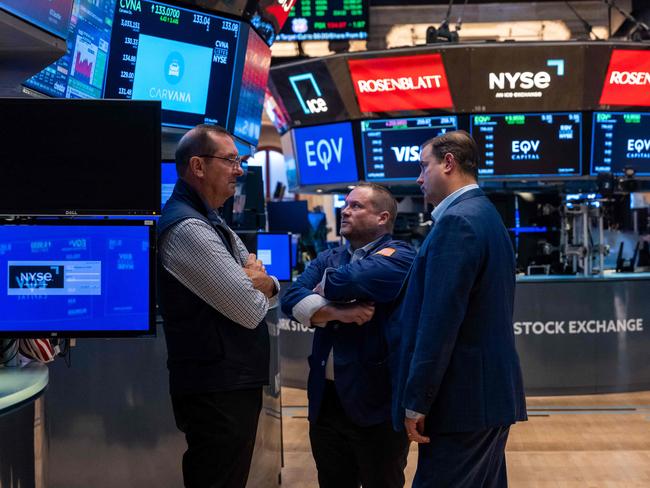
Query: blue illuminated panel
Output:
[[591, 112, 650, 176], [1, 0, 73, 38], [161, 161, 177, 208], [471, 112, 582, 179], [256, 233, 291, 281], [293, 122, 359, 186], [0, 223, 153, 335]]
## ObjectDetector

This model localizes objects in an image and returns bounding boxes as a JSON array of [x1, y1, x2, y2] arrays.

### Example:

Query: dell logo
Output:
[[305, 138, 343, 171], [390, 146, 420, 163]]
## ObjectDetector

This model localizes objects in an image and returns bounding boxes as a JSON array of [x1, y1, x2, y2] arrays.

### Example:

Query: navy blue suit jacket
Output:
[[281, 234, 415, 427], [390, 188, 527, 433]]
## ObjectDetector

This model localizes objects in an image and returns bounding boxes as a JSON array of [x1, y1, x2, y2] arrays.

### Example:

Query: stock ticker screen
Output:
[[591, 112, 650, 176], [0, 223, 153, 335], [278, 0, 368, 41], [24, 0, 117, 99], [104, 0, 241, 128], [471, 113, 582, 179], [361, 116, 457, 182]]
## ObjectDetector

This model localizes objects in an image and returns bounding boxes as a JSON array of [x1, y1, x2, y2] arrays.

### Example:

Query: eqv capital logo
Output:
[[305, 137, 343, 171], [627, 139, 650, 159], [488, 59, 565, 99], [512, 140, 541, 160]]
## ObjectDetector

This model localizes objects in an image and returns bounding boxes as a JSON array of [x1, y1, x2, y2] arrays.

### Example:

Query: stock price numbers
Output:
[[193, 13, 211, 32], [151, 3, 180, 24]]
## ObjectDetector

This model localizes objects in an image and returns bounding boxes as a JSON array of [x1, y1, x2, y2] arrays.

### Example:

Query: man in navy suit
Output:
[[389, 131, 527, 487], [282, 183, 415, 488]]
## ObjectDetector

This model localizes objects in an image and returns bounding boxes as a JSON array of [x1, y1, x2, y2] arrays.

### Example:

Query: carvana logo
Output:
[[165, 52, 184, 85]]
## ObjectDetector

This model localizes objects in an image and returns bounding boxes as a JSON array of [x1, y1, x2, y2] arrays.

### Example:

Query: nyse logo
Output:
[[305, 138, 343, 171], [390, 146, 420, 162], [9, 265, 64, 290], [627, 139, 650, 158], [512, 140, 541, 160], [488, 59, 564, 98], [289, 73, 329, 115]]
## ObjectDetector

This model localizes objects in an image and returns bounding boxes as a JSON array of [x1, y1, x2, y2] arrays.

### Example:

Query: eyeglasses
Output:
[[196, 154, 245, 170]]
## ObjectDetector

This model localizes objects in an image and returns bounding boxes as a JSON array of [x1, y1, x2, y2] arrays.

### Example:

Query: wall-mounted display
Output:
[[277, 0, 367, 41], [591, 112, 650, 176]]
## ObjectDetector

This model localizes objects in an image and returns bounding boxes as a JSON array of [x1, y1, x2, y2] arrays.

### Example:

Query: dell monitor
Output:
[[0, 220, 155, 337], [0, 98, 161, 216]]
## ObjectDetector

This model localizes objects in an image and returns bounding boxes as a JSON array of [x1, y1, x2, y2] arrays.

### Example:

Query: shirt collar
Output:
[[347, 234, 388, 260], [431, 183, 479, 223]]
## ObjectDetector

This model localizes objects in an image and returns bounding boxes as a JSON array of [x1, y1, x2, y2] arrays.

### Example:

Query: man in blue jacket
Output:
[[390, 131, 527, 487], [281, 183, 415, 488]]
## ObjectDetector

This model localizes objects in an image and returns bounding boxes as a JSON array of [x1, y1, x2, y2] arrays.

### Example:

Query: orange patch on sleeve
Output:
[[375, 247, 396, 257]]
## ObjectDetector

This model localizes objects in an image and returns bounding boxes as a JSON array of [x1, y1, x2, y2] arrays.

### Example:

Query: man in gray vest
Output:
[[158, 124, 279, 488]]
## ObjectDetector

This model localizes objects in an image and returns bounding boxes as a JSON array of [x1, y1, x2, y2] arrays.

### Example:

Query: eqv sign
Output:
[[294, 122, 359, 185], [305, 137, 343, 170]]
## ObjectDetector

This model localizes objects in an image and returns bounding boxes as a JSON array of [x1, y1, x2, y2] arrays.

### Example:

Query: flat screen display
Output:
[[1, 0, 73, 38], [256, 233, 291, 281], [23, 0, 117, 99], [277, 0, 367, 41], [361, 116, 457, 182], [104, 0, 242, 129], [232, 28, 271, 146], [591, 112, 650, 176], [293, 122, 359, 186], [470, 112, 582, 179], [161, 161, 178, 208], [0, 221, 155, 337], [0, 98, 161, 216], [267, 201, 309, 234]]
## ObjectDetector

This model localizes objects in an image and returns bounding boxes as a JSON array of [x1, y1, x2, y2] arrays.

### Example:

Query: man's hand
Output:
[[334, 302, 375, 325], [404, 416, 430, 444], [245, 253, 265, 272], [244, 267, 275, 298]]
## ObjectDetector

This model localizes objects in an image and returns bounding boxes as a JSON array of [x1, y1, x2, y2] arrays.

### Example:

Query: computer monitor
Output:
[[470, 112, 582, 179], [161, 161, 178, 209], [361, 116, 458, 182], [23, 0, 116, 98], [292, 122, 359, 187], [104, 0, 242, 129], [256, 233, 291, 281], [267, 201, 309, 234], [0, 220, 155, 337], [0, 98, 161, 216], [591, 112, 650, 176]]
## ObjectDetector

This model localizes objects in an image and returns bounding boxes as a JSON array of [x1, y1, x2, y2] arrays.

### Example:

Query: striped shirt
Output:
[[159, 218, 279, 330]]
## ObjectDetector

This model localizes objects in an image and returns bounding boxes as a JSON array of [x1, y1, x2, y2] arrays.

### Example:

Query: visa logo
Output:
[[390, 146, 420, 162], [305, 138, 343, 171]]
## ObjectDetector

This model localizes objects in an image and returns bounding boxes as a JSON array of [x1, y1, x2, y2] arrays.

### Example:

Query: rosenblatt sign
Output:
[[600, 49, 650, 107], [348, 54, 453, 112]]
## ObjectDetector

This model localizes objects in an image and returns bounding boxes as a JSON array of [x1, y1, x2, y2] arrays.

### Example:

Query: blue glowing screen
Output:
[[256, 233, 291, 281]]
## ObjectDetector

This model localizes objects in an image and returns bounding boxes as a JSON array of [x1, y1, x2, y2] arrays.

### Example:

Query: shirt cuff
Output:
[[405, 408, 426, 420], [268, 276, 281, 307], [292, 293, 330, 327]]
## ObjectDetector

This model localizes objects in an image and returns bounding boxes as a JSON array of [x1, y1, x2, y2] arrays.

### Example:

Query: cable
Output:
[[456, 0, 470, 33], [564, 1, 601, 40]]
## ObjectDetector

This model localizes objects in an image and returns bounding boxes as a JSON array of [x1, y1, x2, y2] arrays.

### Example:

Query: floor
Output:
[[280, 388, 650, 487]]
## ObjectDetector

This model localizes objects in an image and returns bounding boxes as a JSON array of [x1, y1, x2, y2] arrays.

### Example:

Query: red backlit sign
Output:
[[600, 49, 650, 107], [263, 0, 298, 32], [348, 54, 453, 112]]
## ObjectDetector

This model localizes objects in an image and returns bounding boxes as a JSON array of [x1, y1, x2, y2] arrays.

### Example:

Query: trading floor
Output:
[[281, 388, 650, 487]]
